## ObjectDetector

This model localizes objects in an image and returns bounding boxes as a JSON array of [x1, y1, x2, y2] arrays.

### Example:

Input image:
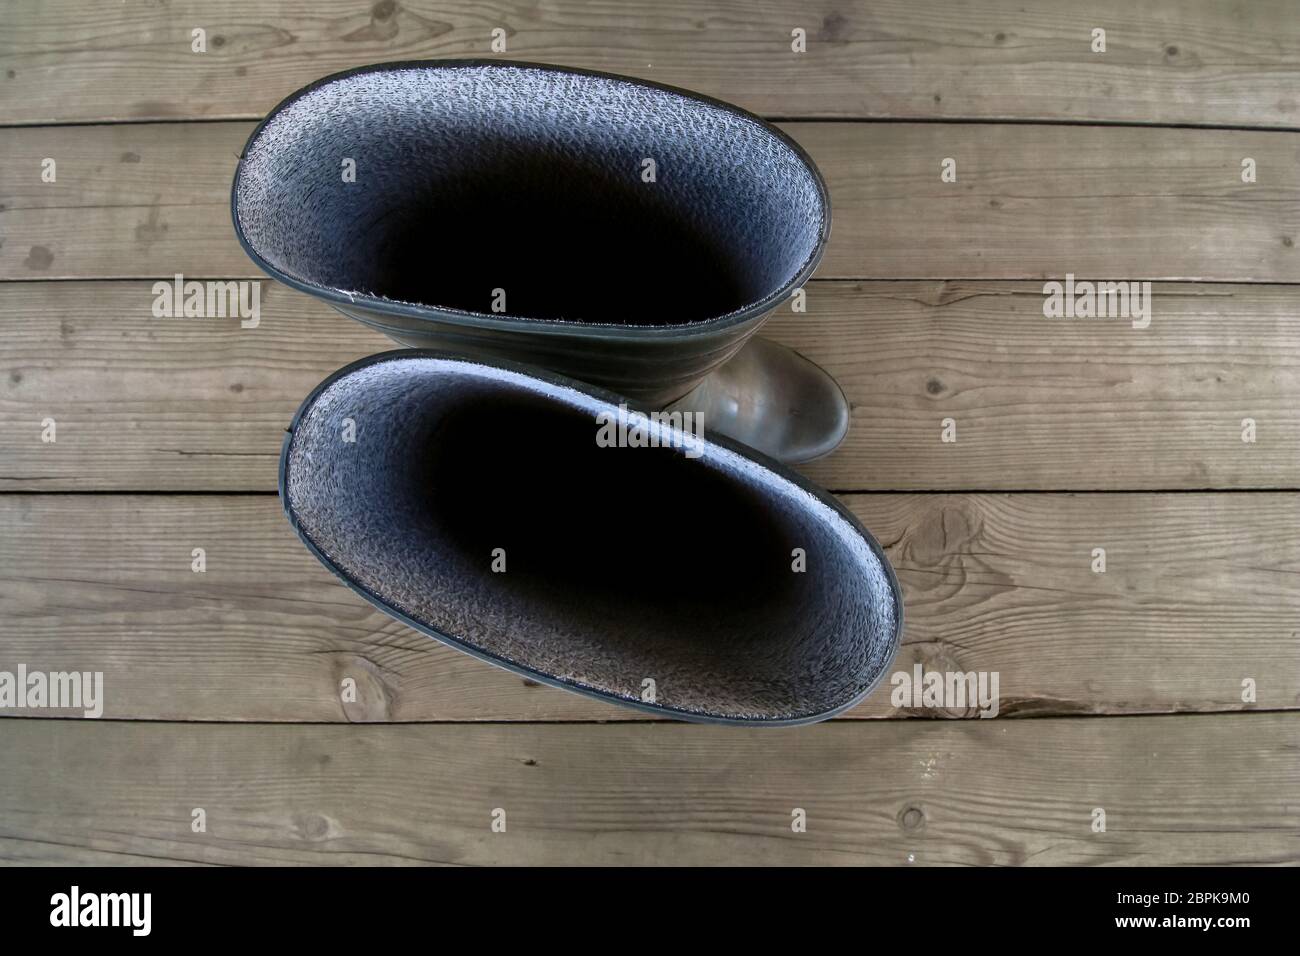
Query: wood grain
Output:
[[0, 716, 1294, 865], [1, 492, 1295, 722], [3, 280, 1299, 492], [5, 1, 1300, 127], [3, 0, 1296, 873], [4, 122, 1300, 283]]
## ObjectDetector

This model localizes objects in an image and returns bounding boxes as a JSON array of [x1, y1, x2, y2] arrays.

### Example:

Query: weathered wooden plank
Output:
[[4, 1, 1300, 127], [3, 280, 1299, 492], [3, 121, 1299, 283], [1, 492, 1294, 722], [0, 280, 376, 491], [0, 716, 1294, 865], [803, 280, 1300, 491], [0, 123, 244, 282]]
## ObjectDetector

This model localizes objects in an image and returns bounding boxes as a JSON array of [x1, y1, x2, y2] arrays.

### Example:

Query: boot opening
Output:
[[283, 355, 900, 722], [235, 64, 827, 326]]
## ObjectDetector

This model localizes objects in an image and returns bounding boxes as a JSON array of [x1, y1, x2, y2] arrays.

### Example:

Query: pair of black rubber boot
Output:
[[232, 60, 902, 724]]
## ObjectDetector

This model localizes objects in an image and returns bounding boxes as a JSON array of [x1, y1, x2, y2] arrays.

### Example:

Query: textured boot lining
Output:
[[284, 356, 900, 722], [236, 64, 825, 326]]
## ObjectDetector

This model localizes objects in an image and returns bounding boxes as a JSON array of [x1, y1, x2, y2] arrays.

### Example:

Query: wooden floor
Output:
[[1, 0, 1298, 865]]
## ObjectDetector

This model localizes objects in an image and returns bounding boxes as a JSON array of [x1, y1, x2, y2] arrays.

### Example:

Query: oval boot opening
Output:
[[234, 62, 828, 327], [281, 353, 902, 723]]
